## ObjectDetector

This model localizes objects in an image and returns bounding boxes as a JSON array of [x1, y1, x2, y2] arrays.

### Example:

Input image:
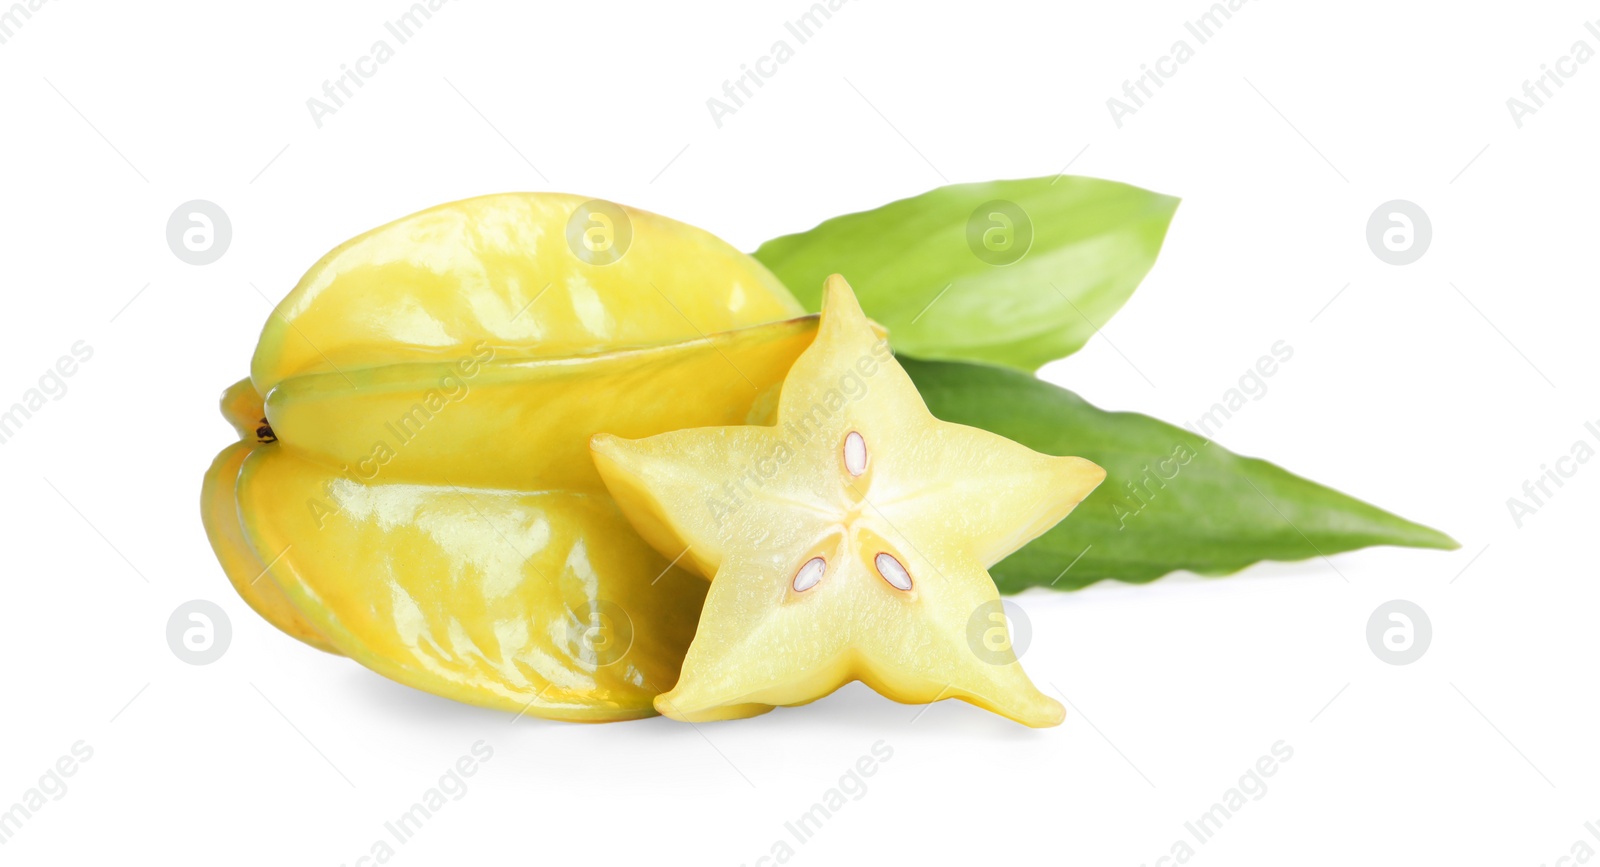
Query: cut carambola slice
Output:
[[594, 276, 1104, 726]]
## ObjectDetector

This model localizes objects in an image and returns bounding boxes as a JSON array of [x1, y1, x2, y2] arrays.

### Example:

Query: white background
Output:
[[1, 1, 1595, 864]]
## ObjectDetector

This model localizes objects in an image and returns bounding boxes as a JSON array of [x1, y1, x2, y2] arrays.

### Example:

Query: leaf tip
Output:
[[1379, 511, 1460, 552]]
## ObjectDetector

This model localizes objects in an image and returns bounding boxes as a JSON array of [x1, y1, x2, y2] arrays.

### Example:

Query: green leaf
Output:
[[902, 357, 1459, 591], [754, 176, 1180, 371]]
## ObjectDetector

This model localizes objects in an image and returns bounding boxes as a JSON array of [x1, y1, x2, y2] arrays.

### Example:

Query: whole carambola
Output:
[[202, 193, 816, 721]]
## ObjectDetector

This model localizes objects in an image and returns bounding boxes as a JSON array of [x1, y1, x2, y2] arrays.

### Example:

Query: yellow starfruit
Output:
[[592, 276, 1105, 726], [202, 192, 814, 721]]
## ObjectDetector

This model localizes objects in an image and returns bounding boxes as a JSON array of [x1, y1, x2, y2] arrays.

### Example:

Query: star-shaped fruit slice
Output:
[[591, 275, 1104, 726]]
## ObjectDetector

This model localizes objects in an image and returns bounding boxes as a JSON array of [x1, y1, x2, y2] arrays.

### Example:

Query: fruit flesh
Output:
[[203, 192, 809, 720], [593, 275, 1105, 726]]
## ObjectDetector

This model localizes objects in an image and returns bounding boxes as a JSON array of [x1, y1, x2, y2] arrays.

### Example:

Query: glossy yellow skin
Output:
[[236, 448, 709, 719], [201, 391, 339, 655], [203, 193, 810, 721], [261, 320, 815, 491], [593, 276, 1105, 727], [250, 192, 801, 395]]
